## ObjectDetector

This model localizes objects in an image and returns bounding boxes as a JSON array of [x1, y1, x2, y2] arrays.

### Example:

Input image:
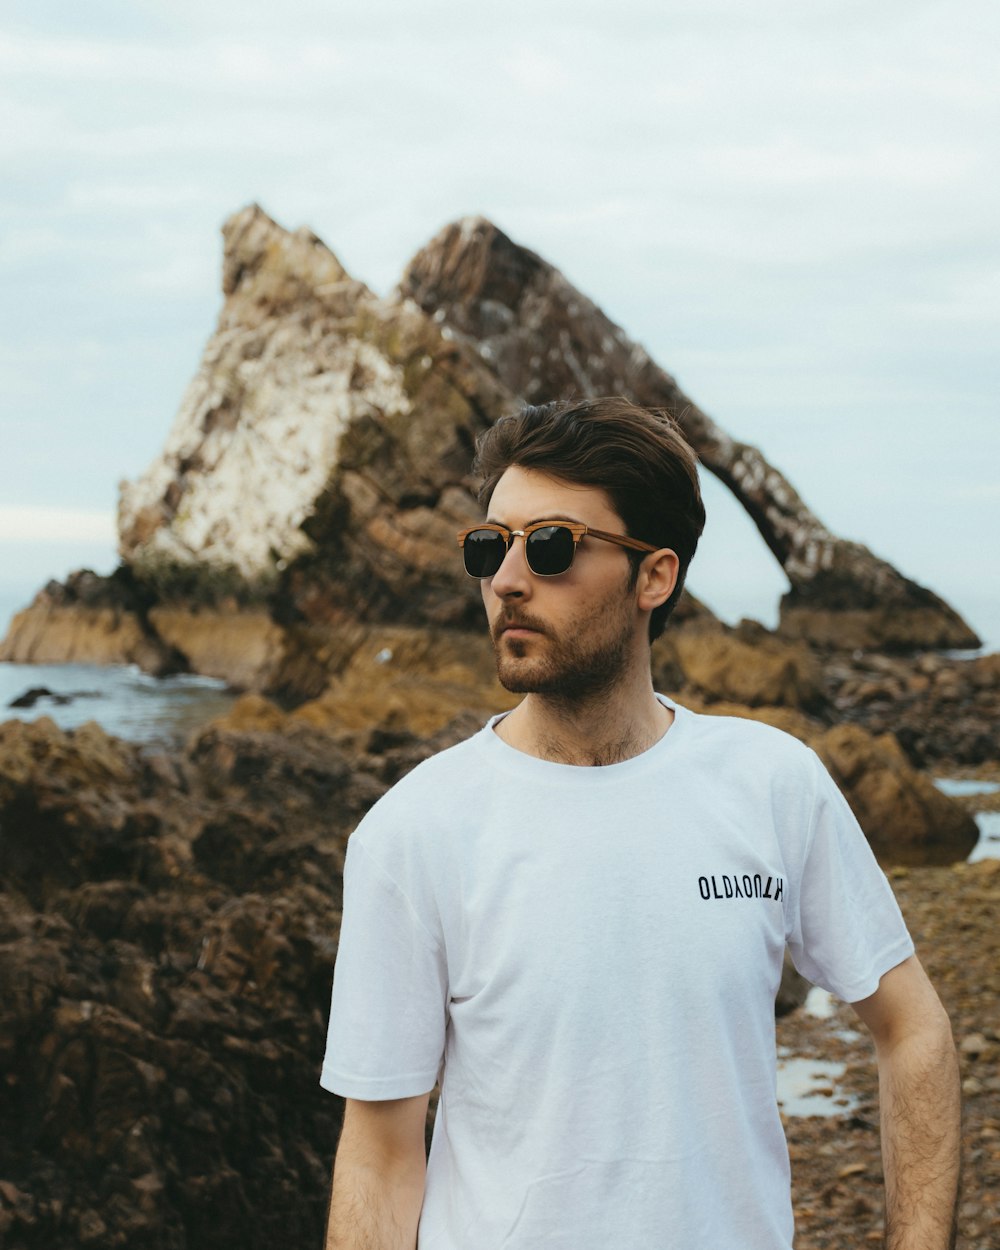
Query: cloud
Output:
[[0, 0, 997, 634], [502, 47, 572, 94], [0, 507, 116, 545]]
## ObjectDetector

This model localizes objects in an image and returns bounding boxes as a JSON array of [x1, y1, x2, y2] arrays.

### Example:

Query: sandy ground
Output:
[[777, 858, 1000, 1249]]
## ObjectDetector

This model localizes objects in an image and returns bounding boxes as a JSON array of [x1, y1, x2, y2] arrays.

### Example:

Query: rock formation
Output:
[[2, 204, 981, 689], [0, 714, 368, 1249], [0, 570, 184, 675], [117, 203, 509, 631], [399, 217, 979, 651], [3, 205, 514, 685]]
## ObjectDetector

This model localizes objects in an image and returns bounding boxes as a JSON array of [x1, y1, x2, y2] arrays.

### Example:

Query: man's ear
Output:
[[637, 549, 679, 613]]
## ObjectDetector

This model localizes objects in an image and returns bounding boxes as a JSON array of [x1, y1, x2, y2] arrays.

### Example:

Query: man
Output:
[[321, 398, 960, 1249]]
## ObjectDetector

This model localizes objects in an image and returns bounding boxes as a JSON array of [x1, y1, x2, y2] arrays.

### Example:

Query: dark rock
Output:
[[9, 686, 62, 708], [0, 716, 360, 1249], [776, 955, 812, 1017], [820, 649, 1000, 769], [8, 686, 102, 709]]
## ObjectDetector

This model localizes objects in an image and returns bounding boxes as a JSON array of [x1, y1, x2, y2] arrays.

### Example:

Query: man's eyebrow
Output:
[[484, 513, 585, 527]]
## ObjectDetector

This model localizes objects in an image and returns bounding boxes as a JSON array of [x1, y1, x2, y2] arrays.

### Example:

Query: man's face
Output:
[[481, 466, 644, 698]]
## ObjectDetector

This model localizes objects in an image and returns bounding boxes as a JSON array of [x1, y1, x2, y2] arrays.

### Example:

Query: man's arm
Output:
[[851, 954, 961, 1250], [326, 1092, 431, 1250]]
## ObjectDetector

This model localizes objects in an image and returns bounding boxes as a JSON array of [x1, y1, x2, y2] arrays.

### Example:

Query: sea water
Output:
[[0, 585, 239, 746], [0, 660, 238, 747]]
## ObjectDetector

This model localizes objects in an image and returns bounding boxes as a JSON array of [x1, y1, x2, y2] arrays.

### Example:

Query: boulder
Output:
[[146, 605, 287, 690], [818, 723, 979, 865], [0, 718, 173, 906], [288, 624, 516, 738], [672, 624, 825, 712]]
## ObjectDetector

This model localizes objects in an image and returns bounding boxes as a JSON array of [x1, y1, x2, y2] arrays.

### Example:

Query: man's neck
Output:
[[494, 679, 674, 767]]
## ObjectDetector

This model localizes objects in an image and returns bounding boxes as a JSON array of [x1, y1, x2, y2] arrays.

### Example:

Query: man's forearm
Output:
[[877, 1015, 961, 1249], [325, 1154, 425, 1250], [325, 1094, 430, 1249]]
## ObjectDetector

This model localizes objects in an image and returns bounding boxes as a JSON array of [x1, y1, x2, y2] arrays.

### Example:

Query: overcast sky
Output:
[[2, 0, 998, 643]]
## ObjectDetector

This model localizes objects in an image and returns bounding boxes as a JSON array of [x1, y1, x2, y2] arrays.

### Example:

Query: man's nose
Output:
[[489, 534, 532, 598]]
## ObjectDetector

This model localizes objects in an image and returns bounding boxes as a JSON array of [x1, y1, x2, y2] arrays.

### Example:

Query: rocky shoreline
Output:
[[2, 201, 997, 1247], [0, 692, 997, 1248]]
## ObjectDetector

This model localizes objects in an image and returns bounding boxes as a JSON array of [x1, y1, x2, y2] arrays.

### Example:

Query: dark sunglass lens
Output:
[[463, 530, 507, 577], [526, 525, 575, 575]]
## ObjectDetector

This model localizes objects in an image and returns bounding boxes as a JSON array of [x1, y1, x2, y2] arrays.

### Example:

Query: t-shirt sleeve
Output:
[[786, 754, 914, 1003], [321, 834, 448, 1099]]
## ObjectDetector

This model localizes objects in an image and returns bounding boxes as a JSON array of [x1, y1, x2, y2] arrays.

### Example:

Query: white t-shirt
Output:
[[322, 698, 913, 1250]]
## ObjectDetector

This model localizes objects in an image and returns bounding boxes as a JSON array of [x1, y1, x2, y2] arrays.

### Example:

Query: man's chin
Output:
[[495, 657, 552, 695]]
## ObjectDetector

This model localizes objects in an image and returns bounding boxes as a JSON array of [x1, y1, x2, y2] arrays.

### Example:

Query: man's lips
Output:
[[493, 618, 546, 643]]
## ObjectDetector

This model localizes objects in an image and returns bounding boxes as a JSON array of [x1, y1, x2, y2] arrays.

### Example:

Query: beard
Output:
[[490, 585, 636, 701]]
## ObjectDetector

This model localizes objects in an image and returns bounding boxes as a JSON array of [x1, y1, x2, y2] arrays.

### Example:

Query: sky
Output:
[[2, 0, 998, 646]]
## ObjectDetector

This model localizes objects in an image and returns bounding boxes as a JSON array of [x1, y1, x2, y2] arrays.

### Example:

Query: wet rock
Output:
[[8, 686, 102, 710], [9, 686, 66, 708]]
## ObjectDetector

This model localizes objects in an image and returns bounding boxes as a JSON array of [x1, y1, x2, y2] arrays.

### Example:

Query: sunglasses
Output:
[[456, 521, 658, 579]]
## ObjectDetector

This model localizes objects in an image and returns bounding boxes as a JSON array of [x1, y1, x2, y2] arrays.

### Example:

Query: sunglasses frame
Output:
[[456, 521, 659, 579]]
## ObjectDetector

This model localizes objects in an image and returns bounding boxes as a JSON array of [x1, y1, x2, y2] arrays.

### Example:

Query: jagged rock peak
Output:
[[116, 206, 507, 641], [218, 203, 367, 330], [401, 217, 546, 326], [116, 207, 404, 580]]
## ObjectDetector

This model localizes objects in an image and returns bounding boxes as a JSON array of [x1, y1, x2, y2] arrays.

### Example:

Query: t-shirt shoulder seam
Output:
[[350, 838, 444, 956]]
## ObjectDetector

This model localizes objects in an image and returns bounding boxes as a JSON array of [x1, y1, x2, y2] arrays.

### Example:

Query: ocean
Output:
[[0, 582, 238, 746], [0, 659, 239, 748]]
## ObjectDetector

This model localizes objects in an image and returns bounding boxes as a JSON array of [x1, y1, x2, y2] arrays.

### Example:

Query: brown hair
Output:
[[473, 397, 706, 640]]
